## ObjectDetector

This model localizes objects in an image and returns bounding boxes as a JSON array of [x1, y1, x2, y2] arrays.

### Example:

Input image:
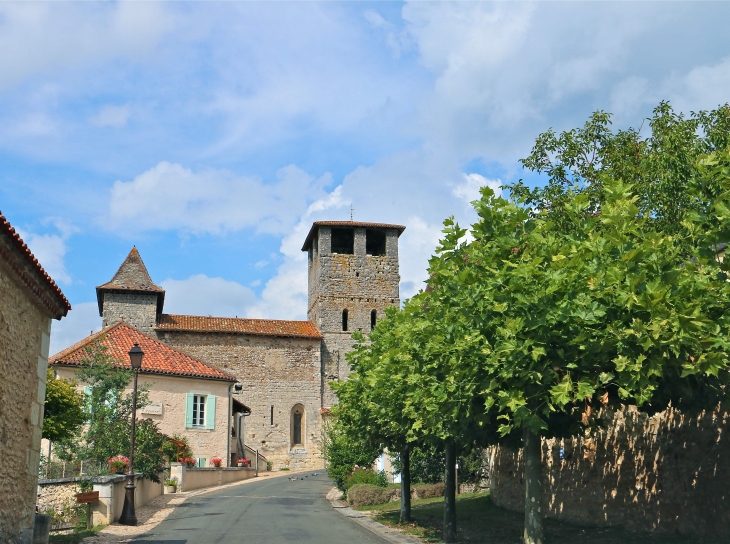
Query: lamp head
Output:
[[234, 383, 243, 392], [128, 343, 144, 370]]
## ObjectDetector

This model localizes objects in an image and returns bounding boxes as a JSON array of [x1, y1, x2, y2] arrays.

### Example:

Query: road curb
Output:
[[328, 497, 423, 544]]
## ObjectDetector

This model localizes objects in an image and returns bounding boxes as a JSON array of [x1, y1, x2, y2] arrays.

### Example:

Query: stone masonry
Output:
[[89, 220, 405, 471], [0, 212, 70, 544], [490, 404, 730, 535]]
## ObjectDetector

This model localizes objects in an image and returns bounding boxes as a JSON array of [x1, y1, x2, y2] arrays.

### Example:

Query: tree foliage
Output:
[[42, 369, 85, 443]]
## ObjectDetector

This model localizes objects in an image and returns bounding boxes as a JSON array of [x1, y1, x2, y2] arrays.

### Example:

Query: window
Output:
[[366, 229, 386, 256], [371, 310, 377, 330], [291, 404, 305, 448], [331, 228, 354, 254], [192, 395, 206, 427], [270, 405, 274, 426], [185, 393, 216, 429], [342, 309, 348, 332]]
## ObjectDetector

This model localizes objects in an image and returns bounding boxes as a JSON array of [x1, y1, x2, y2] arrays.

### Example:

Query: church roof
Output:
[[50, 321, 237, 382], [96, 247, 165, 316], [155, 314, 322, 340], [301, 221, 406, 251], [0, 211, 71, 319]]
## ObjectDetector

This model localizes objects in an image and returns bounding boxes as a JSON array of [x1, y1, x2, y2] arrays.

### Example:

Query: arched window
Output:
[[291, 404, 305, 449], [342, 309, 348, 332], [371, 310, 377, 330]]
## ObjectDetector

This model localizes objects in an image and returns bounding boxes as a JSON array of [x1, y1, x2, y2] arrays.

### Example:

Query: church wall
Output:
[[156, 331, 324, 470], [102, 291, 158, 333], [0, 259, 53, 544]]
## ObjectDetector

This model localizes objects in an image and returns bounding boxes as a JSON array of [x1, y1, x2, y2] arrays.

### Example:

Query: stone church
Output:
[[93, 220, 404, 469]]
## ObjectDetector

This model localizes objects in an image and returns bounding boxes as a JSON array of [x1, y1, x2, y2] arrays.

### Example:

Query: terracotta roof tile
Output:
[[301, 221, 406, 251], [50, 322, 236, 382], [155, 314, 322, 340], [0, 211, 71, 319], [96, 247, 165, 316]]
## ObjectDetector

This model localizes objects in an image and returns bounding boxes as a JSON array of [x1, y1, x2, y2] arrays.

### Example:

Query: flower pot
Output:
[[164, 485, 177, 494]]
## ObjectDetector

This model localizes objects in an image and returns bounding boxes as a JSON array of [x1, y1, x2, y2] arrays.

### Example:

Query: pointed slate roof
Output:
[[50, 321, 236, 382], [96, 247, 165, 317]]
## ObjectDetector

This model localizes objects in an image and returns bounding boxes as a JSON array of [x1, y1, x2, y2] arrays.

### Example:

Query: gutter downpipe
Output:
[[226, 383, 234, 467]]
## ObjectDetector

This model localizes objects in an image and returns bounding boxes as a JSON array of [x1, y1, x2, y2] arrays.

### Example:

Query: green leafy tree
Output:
[[43, 369, 85, 444], [321, 419, 380, 492], [69, 340, 165, 481]]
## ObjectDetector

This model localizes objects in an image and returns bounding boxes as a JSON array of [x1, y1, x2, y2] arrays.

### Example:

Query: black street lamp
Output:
[[119, 342, 144, 526]]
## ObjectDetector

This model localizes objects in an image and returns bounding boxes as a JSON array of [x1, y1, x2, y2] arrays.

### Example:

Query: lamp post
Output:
[[119, 342, 144, 526]]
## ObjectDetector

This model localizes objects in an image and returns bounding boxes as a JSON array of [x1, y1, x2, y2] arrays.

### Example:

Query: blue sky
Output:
[[1, 1, 729, 354]]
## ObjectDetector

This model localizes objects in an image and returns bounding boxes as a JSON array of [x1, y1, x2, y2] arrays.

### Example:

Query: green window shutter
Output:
[[206, 395, 216, 430], [185, 393, 194, 429], [83, 386, 93, 416]]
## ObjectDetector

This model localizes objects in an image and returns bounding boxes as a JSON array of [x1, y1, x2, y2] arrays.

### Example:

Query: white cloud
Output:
[[50, 302, 101, 356], [453, 173, 501, 205], [0, 3, 172, 90], [90, 105, 131, 128], [16, 219, 77, 285], [160, 274, 257, 318], [106, 161, 332, 236]]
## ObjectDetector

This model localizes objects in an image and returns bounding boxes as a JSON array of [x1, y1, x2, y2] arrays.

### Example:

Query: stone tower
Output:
[[96, 247, 165, 334], [301, 221, 405, 408]]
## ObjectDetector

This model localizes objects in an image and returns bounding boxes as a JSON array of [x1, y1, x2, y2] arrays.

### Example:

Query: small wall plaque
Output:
[[142, 401, 163, 415]]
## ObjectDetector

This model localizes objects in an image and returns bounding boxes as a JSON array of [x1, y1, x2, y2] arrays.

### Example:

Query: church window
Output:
[[371, 310, 377, 330], [270, 405, 274, 426], [342, 309, 348, 332], [331, 228, 354, 254], [291, 404, 305, 448], [366, 229, 386, 256]]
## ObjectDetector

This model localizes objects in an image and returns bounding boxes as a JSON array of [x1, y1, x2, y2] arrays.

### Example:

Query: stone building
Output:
[[0, 212, 70, 544], [58, 220, 404, 470]]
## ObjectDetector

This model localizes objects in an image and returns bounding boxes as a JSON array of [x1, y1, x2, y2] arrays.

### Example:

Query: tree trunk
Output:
[[400, 445, 412, 524], [523, 427, 544, 544], [443, 438, 457, 543]]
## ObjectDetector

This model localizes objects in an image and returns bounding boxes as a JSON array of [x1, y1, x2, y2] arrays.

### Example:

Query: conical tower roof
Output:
[[96, 247, 165, 316]]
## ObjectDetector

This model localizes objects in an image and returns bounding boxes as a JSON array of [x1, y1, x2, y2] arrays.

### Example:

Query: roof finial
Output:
[[350, 204, 354, 221]]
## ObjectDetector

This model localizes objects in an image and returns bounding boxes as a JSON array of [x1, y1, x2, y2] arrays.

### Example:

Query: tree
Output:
[[429, 163, 730, 542], [321, 419, 380, 492], [70, 340, 166, 481], [43, 369, 85, 444]]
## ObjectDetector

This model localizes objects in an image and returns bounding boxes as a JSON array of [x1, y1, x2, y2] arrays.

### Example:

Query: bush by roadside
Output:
[[348, 484, 400, 507], [412, 482, 444, 500], [344, 467, 388, 490]]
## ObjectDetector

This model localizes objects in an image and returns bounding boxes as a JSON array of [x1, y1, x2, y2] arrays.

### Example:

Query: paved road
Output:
[[129, 472, 388, 544]]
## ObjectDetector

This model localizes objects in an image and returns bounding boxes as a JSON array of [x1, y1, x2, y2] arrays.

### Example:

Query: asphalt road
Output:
[[129, 472, 389, 544]]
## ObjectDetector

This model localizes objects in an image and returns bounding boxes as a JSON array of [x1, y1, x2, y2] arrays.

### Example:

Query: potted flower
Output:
[[266, 461, 273, 471], [210, 457, 223, 468], [236, 458, 250, 468], [164, 476, 178, 494], [107, 455, 130, 474], [183, 457, 197, 468]]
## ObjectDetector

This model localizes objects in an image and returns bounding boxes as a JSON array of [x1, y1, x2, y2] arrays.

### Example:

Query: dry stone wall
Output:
[[0, 260, 52, 544], [490, 404, 730, 535], [157, 330, 323, 469]]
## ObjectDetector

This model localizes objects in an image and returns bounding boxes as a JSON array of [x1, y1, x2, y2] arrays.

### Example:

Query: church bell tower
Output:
[[301, 221, 405, 408]]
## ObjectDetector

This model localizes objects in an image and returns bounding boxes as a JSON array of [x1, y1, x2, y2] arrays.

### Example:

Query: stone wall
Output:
[[54, 368, 231, 465], [157, 331, 324, 470], [37, 480, 80, 527], [101, 291, 158, 333], [490, 404, 730, 535], [0, 259, 52, 544], [308, 226, 401, 408]]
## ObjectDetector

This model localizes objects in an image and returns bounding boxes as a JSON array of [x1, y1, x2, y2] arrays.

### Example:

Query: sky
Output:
[[1, 1, 729, 355]]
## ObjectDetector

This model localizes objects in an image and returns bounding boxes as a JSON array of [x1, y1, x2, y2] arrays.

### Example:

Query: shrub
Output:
[[322, 421, 380, 491], [412, 482, 444, 499], [344, 467, 388, 490], [347, 484, 400, 507]]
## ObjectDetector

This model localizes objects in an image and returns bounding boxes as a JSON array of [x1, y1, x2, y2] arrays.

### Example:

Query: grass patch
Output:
[[362, 491, 727, 543], [49, 525, 105, 543]]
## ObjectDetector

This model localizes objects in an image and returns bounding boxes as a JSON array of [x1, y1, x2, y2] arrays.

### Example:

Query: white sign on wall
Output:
[[141, 401, 163, 415]]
